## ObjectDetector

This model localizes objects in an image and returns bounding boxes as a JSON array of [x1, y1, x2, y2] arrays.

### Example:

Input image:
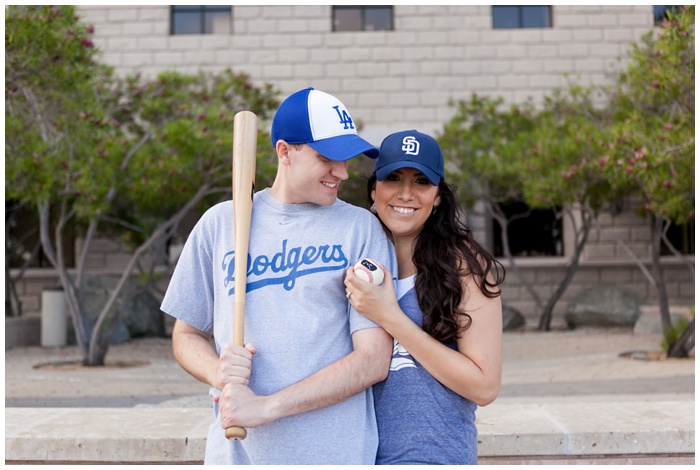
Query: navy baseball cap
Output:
[[374, 130, 445, 186], [270, 87, 379, 161]]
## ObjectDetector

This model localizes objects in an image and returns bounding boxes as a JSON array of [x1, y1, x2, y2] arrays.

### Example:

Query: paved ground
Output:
[[4, 328, 695, 409]]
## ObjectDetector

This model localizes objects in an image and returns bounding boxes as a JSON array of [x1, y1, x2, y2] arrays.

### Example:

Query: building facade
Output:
[[11, 5, 693, 329], [77, 5, 656, 144]]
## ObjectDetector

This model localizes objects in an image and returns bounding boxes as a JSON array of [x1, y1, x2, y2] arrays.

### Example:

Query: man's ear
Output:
[[276, 140, 292, 165]]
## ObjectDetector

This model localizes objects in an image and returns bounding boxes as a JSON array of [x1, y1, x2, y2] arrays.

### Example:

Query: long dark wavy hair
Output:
[[368, 174, 505, 343]]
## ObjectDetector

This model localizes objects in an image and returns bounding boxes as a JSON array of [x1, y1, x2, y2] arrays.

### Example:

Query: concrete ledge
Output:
[[5, 401, 694, 464], [476, 401, 694, 464], [5, 408, 210, 464]]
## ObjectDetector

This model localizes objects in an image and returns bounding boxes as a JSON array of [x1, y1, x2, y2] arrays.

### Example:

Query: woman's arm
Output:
[[346, 267, 502, 406]]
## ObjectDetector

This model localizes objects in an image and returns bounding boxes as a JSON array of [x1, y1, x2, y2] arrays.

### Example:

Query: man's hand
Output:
[[213, 343, 257, 391], [215, 383, 274, 429]]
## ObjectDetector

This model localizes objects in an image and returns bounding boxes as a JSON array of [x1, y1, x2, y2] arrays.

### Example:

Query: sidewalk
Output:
[[5, 328, 695, 464], [5, 327, 694, 407]]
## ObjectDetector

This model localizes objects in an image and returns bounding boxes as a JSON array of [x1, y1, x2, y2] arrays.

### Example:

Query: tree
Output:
[[600, 5, 694, 356], [6, 6, 280, 365], [438, 95, 547, 324], [439, 86, 619, 331], [438, 6, 694, 340], [6, 5, 107, 319], [519, 84, 622, 330]]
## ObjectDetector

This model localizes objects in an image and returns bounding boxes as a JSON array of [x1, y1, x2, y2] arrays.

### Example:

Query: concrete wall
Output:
[[500, 260, 693, 328]]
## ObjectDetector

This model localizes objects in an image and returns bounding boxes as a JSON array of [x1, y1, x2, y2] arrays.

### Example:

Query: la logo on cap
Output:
[[307, 90, 358, 140], [333, 105, 354, 131], [402, 136, 420, 155]]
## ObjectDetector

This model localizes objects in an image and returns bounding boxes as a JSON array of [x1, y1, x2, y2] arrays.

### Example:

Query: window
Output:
[[171, 5, 231, 35], [661, 221, 695, 255], [653, 5, 679, 24], [332, 6, 393, 32], [492, 200, 563, 257], [492, 5, 551, 29]]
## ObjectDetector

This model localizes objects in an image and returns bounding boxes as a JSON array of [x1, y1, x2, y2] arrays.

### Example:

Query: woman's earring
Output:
[[432, 196, 441, 215], [370, 203, 377, 214]]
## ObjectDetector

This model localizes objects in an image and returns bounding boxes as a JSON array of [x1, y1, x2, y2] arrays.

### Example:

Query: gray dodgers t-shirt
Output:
[[162, 189, 396, 464]]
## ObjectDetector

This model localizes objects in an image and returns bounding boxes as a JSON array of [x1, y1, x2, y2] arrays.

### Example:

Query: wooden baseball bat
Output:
[[225, 110, 257, 440]]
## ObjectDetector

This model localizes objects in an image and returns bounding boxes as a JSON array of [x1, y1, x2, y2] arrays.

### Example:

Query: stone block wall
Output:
[[76, 5, 656, 144], [499, 260, 694, 329]]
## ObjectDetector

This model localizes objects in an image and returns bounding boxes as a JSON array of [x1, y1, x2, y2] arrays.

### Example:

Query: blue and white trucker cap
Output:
[[270, 87, 379, 161], [374, 130, 445, 186]]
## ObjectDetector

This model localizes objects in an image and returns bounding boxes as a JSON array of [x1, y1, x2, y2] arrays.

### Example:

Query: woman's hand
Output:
[[344, 266, 400, 326]]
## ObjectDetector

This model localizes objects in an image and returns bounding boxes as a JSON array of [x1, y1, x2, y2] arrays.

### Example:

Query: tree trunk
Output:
[[86, 184, 218, 365], [538, 208, 593, 331], [491, 203, 546, 326], [38, 200, 89, 358], [650, 217, 672, 332]]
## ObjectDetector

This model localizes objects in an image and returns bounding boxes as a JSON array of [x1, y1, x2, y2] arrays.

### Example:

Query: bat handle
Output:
[[223, 339, 248, 440], [225, 426, 247, 440], [224, 299, 248, 440]]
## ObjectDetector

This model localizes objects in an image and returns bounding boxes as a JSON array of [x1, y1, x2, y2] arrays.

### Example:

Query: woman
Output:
[[344, 130, 505, 465]]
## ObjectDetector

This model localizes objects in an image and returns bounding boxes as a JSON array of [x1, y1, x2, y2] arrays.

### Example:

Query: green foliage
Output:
[[437, 85, 622, 217], [5, 5, 281, 364], [661, 316, 690, 351], [437, 6, 694, 228], [438, 94, 539, 208], [520, 84, 620, 212], [5, 6, 99, 91], [6, 5, 281, 248], [602, 6, 695, 224], [6, 5, 109, 212], [101, 69, 280, 247]]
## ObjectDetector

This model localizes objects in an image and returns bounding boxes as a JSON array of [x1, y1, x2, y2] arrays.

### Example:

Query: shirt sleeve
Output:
[[348, 217, 398, 334], [160, 214, 216, 334]]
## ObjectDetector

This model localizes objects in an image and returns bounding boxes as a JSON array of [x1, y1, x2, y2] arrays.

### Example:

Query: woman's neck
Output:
[[393, 236, 417, 279]]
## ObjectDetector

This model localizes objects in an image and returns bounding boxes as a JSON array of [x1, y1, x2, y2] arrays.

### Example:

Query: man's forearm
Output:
[[268, 341, 389, 421], [219, 327, 392, 428], [172, 321, 220, 388]]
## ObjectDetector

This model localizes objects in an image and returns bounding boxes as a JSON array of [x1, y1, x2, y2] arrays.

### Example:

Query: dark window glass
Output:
[[333, 6, 393, 32], [492, 6, 519, 29], [365, 7, 393, 31], [493, 200, 563, 257], [334, 7, 362, 32], [661, 221, 695, 255], [653, 5, 679, 24], [171, 5, 231, 35], [172, 11, 201, 35], [522, 5, 551, 28], [493, 5, 551, 29]]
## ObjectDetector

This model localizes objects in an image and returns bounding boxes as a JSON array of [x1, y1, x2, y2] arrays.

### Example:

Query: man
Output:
[[161, 87, 396, 464]]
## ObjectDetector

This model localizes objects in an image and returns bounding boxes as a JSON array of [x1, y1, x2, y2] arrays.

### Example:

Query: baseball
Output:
[[354, 258, 385, 285]]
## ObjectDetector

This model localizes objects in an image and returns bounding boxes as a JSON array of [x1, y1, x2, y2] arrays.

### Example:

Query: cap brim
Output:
[[307, 134, 379, 162], [375, 161, 442, 186]]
